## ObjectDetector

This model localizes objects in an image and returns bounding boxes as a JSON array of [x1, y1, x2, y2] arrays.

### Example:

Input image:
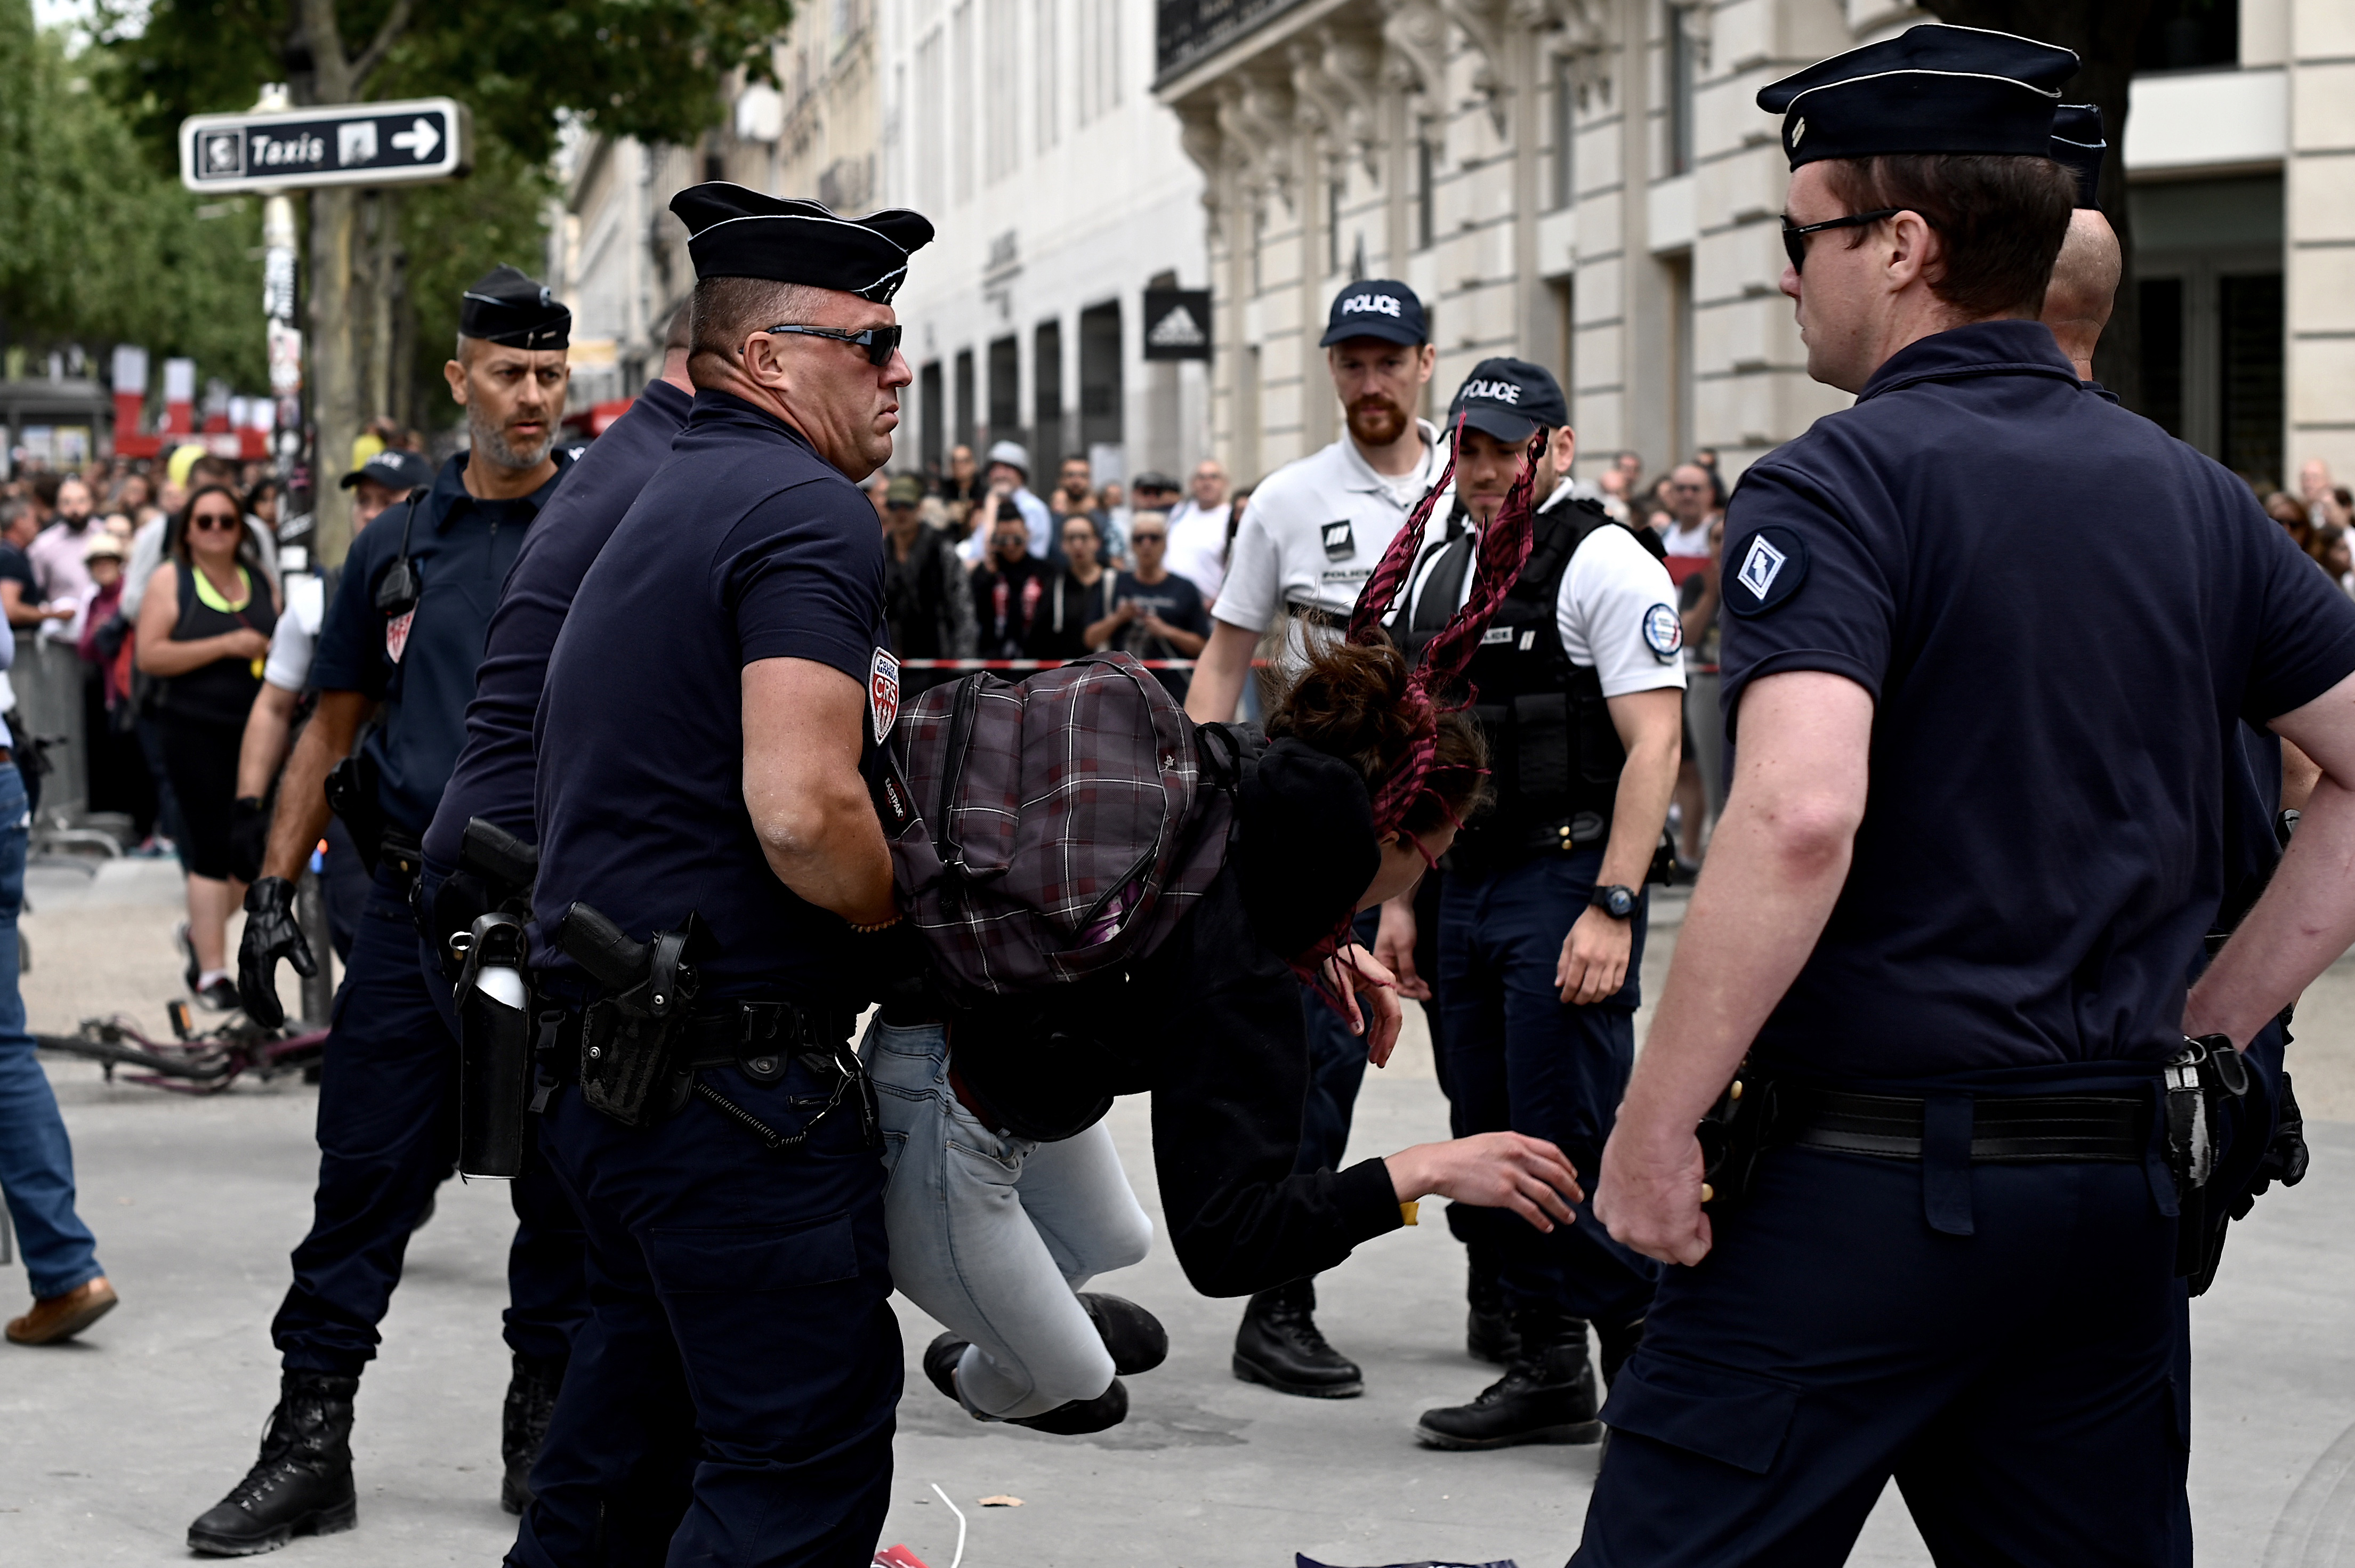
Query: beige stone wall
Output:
[[2287, 0, 2355, 485]]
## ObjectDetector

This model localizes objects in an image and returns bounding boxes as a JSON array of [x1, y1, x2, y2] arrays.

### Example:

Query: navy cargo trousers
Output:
[[511, 1055, 900, 1568], [270, 862, 585, 1377], [1573, 1123, 2180, 1565]]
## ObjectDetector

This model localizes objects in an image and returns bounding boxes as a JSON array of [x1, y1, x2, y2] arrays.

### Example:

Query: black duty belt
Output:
[[1781, 1087, 2148, 1163], [676, 1000, 858, 1072], [380, 829, 426, 883]]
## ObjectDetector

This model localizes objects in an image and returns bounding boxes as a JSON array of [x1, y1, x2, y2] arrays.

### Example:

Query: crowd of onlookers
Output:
[[2267, 459, 2355, 596]]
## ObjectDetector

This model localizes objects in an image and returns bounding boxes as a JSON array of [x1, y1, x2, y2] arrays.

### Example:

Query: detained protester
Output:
[[1183, 278, 1443, 1398], [1574, 27, 2355, 1563], [512, 185, 932, 1566], [190, 267, 585, 1554], [872, 457, 1587, 1434], [409, 302, 700, 1542], [1383, 360, 1677, 1450]]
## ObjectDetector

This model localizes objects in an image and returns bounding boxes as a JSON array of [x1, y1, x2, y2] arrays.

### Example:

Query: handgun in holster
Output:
[[324, 750, 387, 873], [431, 817, 541, 979], [2166, 1033, 2248, 1281], [559, 900, 707, 1129], [1695, 1061, 1776, 1213]]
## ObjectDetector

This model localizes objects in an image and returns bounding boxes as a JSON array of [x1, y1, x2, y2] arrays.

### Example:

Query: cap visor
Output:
[[338, 471, 367, 489], [1320, 321, 1424, 348], [1456, 409, 1541, 444]]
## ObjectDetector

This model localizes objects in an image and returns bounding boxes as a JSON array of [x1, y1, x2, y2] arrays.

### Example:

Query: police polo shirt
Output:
[[310, 449, 571, 842], [1718, 320, 2355, 1082], [421, 378, 692, 877], [529, 389, 886, 1004], [1406, 480, 1688, 698], [1214, 421, 1444, 634]]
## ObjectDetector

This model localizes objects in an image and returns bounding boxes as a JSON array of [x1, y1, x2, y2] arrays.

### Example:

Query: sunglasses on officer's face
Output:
[[1780, 208, 1901, 272], [764, 322, 904, 367]]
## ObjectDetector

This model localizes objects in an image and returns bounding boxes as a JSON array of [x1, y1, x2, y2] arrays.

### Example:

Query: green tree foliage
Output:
[[399, 133, 556, 411], [0, 0, 266, 384]]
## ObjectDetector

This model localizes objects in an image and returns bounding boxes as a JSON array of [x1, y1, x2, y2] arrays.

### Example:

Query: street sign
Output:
[[178, 98, 471, 193], [1142, 287, 1213, 361]]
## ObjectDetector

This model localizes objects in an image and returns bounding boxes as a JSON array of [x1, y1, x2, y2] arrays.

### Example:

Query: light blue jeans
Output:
[[862, 1019, 1154, 1419], [0, 763, 103, 1299]]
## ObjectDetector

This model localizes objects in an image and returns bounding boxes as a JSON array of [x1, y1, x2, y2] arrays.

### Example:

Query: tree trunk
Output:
[[1918, 0, 2152, 410], [307, 183, 361, 564]]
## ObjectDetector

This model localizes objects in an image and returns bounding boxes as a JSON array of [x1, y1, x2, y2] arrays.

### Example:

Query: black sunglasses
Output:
[[189, 512, 241, 532], [764, 322, 904, 366], [1781, 208, 1902, 272]]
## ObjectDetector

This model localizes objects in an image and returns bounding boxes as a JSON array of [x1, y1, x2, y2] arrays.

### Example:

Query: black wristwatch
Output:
[[1590, 884, 1638, 920]]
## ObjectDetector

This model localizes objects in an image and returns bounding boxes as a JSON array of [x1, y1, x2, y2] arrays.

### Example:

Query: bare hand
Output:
[[1321, 944, 1402, 1066], [1558, 906, 1632, 1004], [1139, 612, 1170, 638], [222, 628, 272, 661], [1374, 895, 1429, 1000], [1387, 1133, 1582, 1232], [1593, 1116, 1713, 1266]]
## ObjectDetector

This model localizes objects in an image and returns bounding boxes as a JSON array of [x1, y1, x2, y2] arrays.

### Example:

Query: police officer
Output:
[[1183, 278, 1443, 1398], [510, 184, 930, 1566], [408, 300, 699, 1544], [1382, 360, 1676, 1450], [1578, 26, 2355, 1563], [190, 267, 586, 1554]]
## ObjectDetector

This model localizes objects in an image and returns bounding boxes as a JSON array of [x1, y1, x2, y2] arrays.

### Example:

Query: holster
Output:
[[454, 911, 535, 1179], [558, 901, 705, 1129], [2166, 1033, 2249, 1280], [1695, 1062, 1776, 1213], [324, 751, 386, 874]]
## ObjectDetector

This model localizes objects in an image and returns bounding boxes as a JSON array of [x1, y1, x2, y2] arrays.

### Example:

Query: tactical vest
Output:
[[1404, 496, 1667, 877]]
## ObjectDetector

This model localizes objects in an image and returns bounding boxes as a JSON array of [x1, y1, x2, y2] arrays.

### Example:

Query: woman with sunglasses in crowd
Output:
[[135, 483, 281, 1010]]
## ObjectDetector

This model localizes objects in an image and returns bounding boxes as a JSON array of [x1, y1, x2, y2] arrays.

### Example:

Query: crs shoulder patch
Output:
[[1642, 603, 1683, 660], [1726, 528, 1810, 618]]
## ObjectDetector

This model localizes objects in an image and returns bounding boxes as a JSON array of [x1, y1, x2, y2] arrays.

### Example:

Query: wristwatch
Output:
[[1590, 884, 1638, 920]]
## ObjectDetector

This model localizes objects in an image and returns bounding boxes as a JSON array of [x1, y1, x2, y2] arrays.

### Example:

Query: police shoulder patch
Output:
[[1642, 603, 1683, 660], [1726, 528, 1810, 618], [869, 647, 901, 743]]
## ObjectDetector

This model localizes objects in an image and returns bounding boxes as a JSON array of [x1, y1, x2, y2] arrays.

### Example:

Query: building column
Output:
[[2287, 0, 2355, 480]]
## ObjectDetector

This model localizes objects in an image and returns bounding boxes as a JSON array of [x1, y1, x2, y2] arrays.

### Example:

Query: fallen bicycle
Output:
[[36, 1001, 329, 1093]]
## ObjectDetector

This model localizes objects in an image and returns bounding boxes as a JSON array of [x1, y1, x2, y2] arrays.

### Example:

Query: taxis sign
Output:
[[179, 98, 472, 193]]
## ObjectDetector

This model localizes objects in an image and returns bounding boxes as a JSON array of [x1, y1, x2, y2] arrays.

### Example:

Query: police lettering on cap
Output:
[[340, 447, 434, 492], [2051, 103, 2106, 209], [1319, 279, 1429, 348], [459, 264, 571, 351], [669, 182, 935, 304], [1757, 23, 2079, 170], [1448, 357, 1568, 445]]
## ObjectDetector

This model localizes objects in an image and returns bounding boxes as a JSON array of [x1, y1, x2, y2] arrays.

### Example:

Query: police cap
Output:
[[340, 447, 434, 492], [1448, 358, 1568, 445], [460, 265, 570, 351], [1756, 23, 2079, 170], [2051, 103, 2106, 208], [669, 182, 935, 305], [1320, 279, 1427, 348]]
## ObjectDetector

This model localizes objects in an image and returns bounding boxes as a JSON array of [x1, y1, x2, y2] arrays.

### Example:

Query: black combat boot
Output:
[[1231, 1276, 1363, 1398], [921, 1332, 1131, 1434], [1414, 1308, 1602, 1450], [187, 1371, 359, 1555], [501, 1353, 564, 1515], [1464, 1251, 1522, 1366]]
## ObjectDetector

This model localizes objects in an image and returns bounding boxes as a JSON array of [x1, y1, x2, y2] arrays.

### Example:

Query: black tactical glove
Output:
[[238, 876, 317, 1028], [228, 797, 270, 886]]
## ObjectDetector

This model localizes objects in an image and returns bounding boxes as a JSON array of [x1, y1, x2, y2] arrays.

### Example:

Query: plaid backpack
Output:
[[876, 652, 1243, 1003]]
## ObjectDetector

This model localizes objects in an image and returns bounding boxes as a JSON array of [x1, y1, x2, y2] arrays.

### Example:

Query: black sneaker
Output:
[[175, 920, 201, 994], [1231, 1278, 1362, 1398], [923, 1332, 968, 1405], [1077, 1292, 1168, 1375], [501, 1354, 563, 1515], [1414, 1344, 1603, 1450], [187, 1371, 360, 1555], [197, 976, 242, 1013], [922, 1331, 1129, 1434]]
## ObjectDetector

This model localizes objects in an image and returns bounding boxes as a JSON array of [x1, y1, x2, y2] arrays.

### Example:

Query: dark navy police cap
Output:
[[1448, 358, 1568, 444], [340, 447, 434, 492], [1757, 23, 2079, 170], [1320, 279, 1428, 347], [669, 183, 935, 304], [2051, 103, 2106, 208], [459, 265, 570, 350]]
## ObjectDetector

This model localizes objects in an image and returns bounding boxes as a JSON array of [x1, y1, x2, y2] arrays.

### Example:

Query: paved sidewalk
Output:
[[4, 871, 2354, 1565]]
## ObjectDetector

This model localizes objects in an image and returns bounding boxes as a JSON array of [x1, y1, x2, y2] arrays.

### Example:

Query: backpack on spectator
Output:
[[875, 650, 1250, 1005]]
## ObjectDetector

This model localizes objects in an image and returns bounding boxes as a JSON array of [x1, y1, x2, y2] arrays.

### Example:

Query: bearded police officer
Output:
[[1381, 360, 1675, 1452], [1579, 26, 2355, 1563], [192, 267, 586, 1554], [510, 185, 930, 1566], [1183, 278, 1442, 1398]]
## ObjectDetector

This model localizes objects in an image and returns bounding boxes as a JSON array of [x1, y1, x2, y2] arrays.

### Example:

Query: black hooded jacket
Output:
[[951, 737, 1407, 1297]]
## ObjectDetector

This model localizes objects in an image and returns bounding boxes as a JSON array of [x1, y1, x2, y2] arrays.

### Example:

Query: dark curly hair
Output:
[[1267, 635, 1487, 841]]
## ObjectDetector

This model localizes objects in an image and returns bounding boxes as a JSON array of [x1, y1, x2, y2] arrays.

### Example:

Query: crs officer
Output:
[[1382, 360, 1675, 1451], [1580, 26, 2355, 1564], [1183, 278, 1442, 1400], [511, 184, 931, 1567], [191, 268, 586, 1555]]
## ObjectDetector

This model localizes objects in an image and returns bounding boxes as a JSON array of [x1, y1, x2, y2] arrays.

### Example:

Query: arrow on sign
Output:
[[389, 117, 441, 161]]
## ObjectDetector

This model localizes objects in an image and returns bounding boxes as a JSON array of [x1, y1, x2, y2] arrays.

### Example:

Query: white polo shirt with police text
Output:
[[1213, 420, 1445, 635]]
